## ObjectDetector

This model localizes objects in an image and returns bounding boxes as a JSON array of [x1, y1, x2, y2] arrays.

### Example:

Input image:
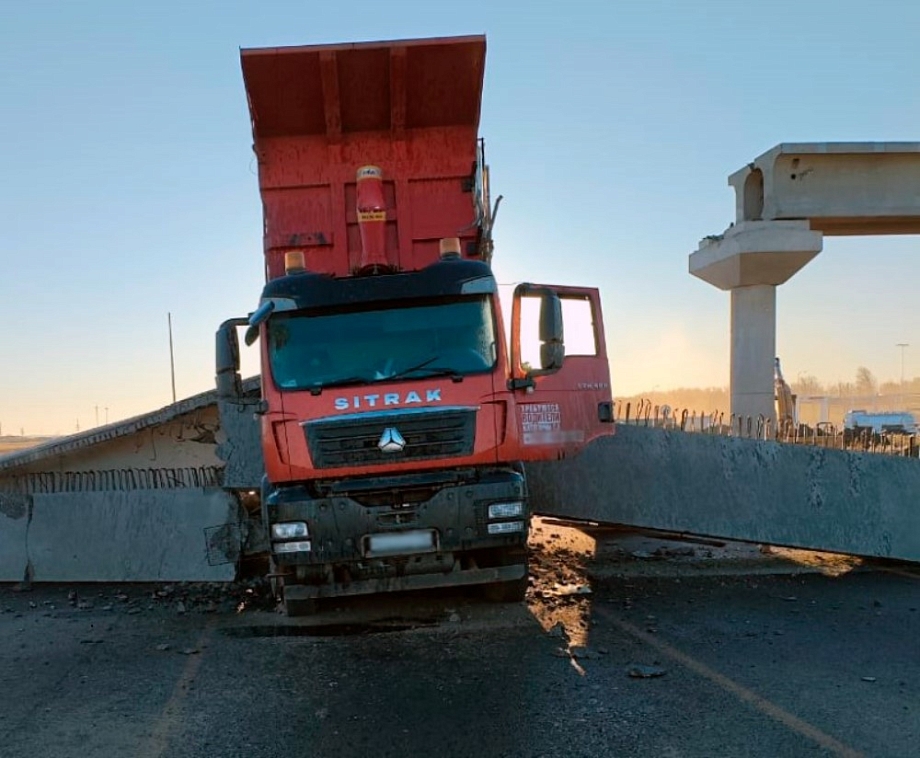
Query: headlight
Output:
[[487, 520, 525, 535], [273, 540, 312, 554], [271, 522, 309, 540], [488, 502, 524, 519]]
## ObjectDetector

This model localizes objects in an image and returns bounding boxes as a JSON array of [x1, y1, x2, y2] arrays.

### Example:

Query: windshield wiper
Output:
[[396, 366, 465, 382], [383, 357, 464, 383], [301, 357, 467, 396]]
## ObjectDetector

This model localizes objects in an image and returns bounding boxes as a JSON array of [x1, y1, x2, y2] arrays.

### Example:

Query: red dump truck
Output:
[[215, 35, 614, 613]]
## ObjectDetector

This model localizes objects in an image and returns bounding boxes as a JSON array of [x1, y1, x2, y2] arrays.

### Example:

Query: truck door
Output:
[[509, 283, 614, 460]]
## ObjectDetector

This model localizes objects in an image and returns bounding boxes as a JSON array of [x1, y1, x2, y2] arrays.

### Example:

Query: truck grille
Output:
[[304, 407, 477, 469]]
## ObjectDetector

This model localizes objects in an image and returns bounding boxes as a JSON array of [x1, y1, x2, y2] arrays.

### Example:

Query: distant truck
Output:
[[215, 36, 615, 614], [843, 410, 917, 435]]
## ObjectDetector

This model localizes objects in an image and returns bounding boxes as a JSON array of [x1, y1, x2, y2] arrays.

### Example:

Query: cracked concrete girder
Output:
[[14, 488, 240, 582], [527, 425, 920, 562], [690, 220, 823, 290], [730, 142, 920, 235]]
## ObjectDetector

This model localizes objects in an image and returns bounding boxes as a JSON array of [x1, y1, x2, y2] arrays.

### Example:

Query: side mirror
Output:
[[509, 284, 566, 389], [539, 291, 563, 343], [538, 291, 564, 370], [216, 318, 247, 398], [540, 341, 564, 371]]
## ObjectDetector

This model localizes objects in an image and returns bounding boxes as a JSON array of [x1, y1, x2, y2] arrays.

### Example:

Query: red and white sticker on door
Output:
[[520, 403, 584, 445]]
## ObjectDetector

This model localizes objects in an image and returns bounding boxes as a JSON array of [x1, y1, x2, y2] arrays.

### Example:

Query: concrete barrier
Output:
[[7, 424, 919, 582], [17, 488, 239, 582], [525, 424, 920, 562], [0, 494, 30, 582]]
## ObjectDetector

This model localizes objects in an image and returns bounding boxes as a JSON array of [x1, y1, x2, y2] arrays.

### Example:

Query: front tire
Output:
[[482, 574, 529, 603], [269, 558, 319, 616]]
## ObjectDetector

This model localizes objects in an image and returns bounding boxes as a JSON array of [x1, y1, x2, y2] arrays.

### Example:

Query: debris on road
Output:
[[527, 519, 596, 659], [554, 583, 592, 597], [570, 646, 602, 660], [655, 546, 695, 558], [627, 664, 666, 679]]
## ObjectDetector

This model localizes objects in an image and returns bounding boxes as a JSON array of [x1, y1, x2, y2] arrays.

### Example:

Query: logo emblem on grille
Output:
[[378, 427, 406, 453]]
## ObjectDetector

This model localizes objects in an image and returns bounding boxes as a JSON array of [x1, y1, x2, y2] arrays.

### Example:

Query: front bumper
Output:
[[265, 468, 528, 569]]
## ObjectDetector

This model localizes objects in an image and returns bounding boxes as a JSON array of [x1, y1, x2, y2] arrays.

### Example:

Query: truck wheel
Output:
[[269, 559, 319, 616], [283, 594, 318, 617], [275, 578, 319, 617], [482, 574, 528, 603], [268, 561, 283, 604]]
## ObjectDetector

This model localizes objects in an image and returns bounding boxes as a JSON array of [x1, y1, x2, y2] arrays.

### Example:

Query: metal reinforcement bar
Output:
[[0, 466, 224, 495], [615, 399, 920, 457]]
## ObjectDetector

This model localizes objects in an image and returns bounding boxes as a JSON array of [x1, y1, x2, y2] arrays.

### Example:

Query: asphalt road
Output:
[[1, 533, 918, 758]]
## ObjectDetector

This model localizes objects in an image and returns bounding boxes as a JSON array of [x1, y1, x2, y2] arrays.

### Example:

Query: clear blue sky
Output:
[[2, 0, 919, 435]]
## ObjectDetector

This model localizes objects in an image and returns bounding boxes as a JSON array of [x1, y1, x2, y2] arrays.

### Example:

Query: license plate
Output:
[[365, 529, 437, 557]]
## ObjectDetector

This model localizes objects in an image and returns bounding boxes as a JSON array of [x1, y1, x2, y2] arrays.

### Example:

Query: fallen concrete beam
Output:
[[729, 142, 920, 236], [526, 424, 920, 562], [19, 488, 239, 582]]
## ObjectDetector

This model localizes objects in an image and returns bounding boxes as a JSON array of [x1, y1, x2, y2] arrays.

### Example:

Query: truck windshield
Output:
[[268, 296, 496, 391]]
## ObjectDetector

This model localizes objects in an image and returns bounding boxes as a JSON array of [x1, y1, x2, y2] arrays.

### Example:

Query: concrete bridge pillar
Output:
[[690, 220, 823, 424], [691, 142, 920, 425], [730, 284, 776, 422]]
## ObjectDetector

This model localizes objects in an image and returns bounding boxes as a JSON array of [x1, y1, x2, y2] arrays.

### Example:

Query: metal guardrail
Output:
[[615, 399, 920, 457]]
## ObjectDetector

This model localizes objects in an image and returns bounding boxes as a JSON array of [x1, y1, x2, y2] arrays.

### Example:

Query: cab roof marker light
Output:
[[284, 249, 307, 274]]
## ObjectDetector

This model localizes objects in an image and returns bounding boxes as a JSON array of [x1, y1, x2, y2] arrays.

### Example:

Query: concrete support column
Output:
[[730, 285, 776, 422], [690, 220, 822, 426]]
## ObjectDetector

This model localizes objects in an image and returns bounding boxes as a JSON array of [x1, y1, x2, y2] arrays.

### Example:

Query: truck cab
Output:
[[216, 36, 614, 613]]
